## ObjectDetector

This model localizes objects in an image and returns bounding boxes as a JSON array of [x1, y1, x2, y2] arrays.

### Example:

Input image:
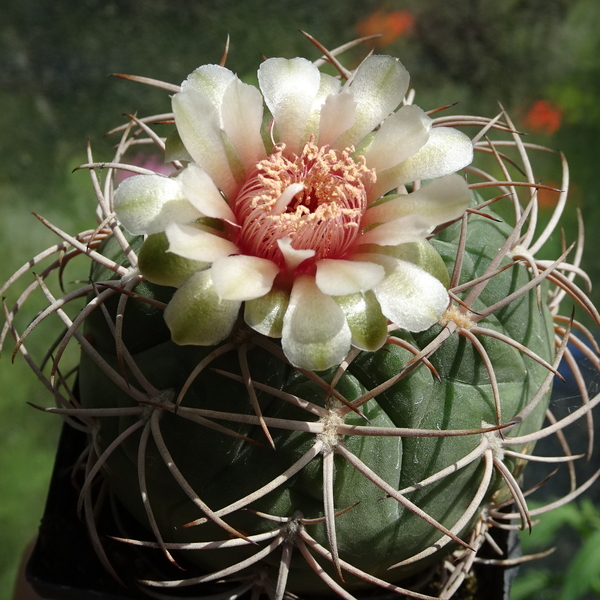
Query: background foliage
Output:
[[2, 0, 600, 598]]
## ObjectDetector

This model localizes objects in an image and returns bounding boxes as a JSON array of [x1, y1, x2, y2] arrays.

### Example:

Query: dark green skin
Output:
[[79, 212, 554, 592]]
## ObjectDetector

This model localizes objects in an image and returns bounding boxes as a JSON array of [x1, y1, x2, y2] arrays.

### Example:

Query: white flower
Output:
[[114, 54, 473, 370]]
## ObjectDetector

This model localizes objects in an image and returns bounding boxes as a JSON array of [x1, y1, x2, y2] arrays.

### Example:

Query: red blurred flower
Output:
[[523, 100, 563, 135], [356, 9, 415, 47]]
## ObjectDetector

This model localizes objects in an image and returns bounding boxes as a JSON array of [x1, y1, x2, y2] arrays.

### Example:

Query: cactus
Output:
[[3, 35, 600, 599]]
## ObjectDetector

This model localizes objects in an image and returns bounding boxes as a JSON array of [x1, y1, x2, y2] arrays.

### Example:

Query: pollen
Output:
[[234, 140, 376, 269]]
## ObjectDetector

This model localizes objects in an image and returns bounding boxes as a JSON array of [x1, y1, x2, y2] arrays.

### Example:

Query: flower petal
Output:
[[359, 214, 431, 246], [244, 285, 290, 338], [138, 232, 208, 288], [282, 275, 352, 370], [333, 55, 409, 150], [221, 77, 266, 172], [277, 237, 315, 271], [114, 174, 201, 235], [172, 87, 238, 198], [271, 183, 305, 215], [258, 57, 322, 154], [373, 258, 449, 332], [317, 90, 356, 147], [305, 72, 344, 141], [333, 290, 388, 351], [182, 64, 237, 121], [315, 259, 385, 295], [373, 127, 474, 196], [211, 255, 279, 301], [179, 163, 236, 221], [356, 240, 451, 288], [361, 105, 431, 172], [164, 269, 241, 346], [364, 174, 471, 228], [165, 222, 238, 262]]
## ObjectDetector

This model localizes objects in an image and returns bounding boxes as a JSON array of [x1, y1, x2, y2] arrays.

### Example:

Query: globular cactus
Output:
[[3, 35, 600, 600]]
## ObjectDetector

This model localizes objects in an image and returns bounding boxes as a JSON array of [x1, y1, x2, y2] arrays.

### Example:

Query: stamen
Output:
[[233, 140, 375, 269]]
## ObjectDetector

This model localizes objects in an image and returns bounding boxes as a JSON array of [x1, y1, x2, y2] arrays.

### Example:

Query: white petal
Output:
[[373, 127, 474, 196], [182, 65, 237, 125], [282, 275, 352, 370], [362, 105, 431, 172], [277, 237, 315, 271], [172, 88, 238, 198], [333, 55, 409, 150], [373, 259, 449, 332], [258, 57, 321, 154], [364, 174, 471, 228], [165, 222, 238, 262], [179, 163, 236, 222], [221, 78, 266, 172], [315, 259, 385, 296], [114, 174, 201, 235], [271, 183, 305, 215], [317, 90, 357, 147], [164, 269, 240, 346], [304, 72, 345, 140], [359, 214, 431, 246], [355, 242, 450, 288], [211, 255, 279, 301]]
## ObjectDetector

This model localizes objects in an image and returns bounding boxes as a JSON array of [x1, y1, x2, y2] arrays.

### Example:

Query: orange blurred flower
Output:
[[536, 180, 561, 209], [536, 180, 579, 210], [523, 100, 563, 135], [356, 9, 415, 47]]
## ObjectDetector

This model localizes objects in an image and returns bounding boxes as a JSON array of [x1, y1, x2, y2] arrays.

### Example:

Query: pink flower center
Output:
[[233, 141, 375, 271]]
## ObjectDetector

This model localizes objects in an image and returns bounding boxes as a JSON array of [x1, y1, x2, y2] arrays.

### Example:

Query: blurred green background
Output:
[[2, 0, 600, 598]]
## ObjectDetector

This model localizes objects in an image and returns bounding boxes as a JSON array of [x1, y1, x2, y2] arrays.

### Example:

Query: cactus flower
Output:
[[114, 55, 473, 370]]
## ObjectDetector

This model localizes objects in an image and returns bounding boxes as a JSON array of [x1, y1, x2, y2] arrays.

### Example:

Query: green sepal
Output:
[[333, 290, 388, 351], [138, 232, 208, 288], [244, 285, 290, 338], [164, 269, 240, 345]]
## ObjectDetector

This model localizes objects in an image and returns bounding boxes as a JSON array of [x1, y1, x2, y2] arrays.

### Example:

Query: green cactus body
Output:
[[78, 208, 555, 593]]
